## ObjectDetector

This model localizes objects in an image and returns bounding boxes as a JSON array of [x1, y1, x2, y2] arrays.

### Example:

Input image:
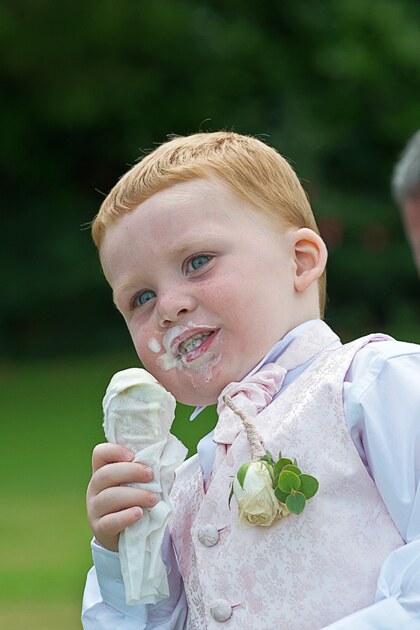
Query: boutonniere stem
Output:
[[223, 395, 265, 460]]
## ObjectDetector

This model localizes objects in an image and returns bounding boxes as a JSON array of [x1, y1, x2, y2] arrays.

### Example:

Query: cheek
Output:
[[201, 270, 249, 314], [132, 338, 163, 382], [129, 322, 155, 363], [129, 323, 174, 384]]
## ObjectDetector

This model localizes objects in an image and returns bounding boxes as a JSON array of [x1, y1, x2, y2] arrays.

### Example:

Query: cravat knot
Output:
[[213, 363, 287, 446]]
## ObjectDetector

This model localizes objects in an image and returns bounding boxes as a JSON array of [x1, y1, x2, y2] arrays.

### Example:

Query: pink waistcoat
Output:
[[169, 323, 404, 629]]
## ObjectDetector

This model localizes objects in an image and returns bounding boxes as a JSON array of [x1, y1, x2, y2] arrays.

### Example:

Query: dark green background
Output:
[[2, 0, 419, 362], [1, 2, 419, 627]]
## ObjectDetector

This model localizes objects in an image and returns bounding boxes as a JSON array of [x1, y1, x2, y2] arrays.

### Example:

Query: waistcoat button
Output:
[[197, 524, 219, 547], [209, 599, 232, 622]]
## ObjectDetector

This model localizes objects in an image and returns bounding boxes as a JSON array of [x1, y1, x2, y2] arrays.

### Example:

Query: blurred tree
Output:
[[1, 0, 419, 358]]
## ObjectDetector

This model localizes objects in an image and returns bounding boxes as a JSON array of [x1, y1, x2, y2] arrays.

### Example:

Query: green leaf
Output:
[[299, 474, 319, 499], [278, 470, 301, 493], [286, 492, 306, 514], [274, 458, 292, 475], [283, 464, 302, 476], [274, 487, 289, 504], [263, 450, 274, 465], [236, 463, 250, 489]]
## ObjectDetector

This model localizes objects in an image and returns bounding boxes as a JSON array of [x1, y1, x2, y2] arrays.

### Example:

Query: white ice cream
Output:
[[102, 367, 187, 605], [147, 337, 161, 353]]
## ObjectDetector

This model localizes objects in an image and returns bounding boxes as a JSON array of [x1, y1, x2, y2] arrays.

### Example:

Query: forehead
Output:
[[137, 177, 246, 219], [103, 177, 274, 240]]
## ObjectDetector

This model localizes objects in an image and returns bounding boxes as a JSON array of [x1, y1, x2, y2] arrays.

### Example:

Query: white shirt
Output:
[[82, 322, 420, 629]]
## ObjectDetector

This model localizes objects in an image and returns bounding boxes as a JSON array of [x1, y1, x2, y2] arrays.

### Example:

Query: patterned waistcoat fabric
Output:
[[169, 322, 404, 629]]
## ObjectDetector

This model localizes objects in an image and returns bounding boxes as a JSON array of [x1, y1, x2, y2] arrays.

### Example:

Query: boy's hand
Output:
[[86, 443, 157, 552]]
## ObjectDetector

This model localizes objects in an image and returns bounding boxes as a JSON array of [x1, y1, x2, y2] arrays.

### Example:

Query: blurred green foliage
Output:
[[1, 0, 419, 359]]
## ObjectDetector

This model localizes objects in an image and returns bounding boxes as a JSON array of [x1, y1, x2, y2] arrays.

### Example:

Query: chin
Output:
[[169, 375, 225, 407], [172, 387, 220, 408], [159, 359, 228, 407], [156, 344, 252, 406]]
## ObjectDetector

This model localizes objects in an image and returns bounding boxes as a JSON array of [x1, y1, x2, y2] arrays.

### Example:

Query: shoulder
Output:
[[357, 336, 420, 360], [345, 336, 420, 400], [343, 337, 420, 541], [343, 335, 419, 450], [343, 335, 420, 459]]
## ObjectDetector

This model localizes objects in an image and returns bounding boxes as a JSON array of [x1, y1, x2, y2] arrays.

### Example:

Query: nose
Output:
[[156, 287, 198, 327]]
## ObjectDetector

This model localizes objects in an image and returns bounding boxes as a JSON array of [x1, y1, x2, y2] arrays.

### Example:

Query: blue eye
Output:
[[187, 255, 212, 272], [136, 290, 156, 306]]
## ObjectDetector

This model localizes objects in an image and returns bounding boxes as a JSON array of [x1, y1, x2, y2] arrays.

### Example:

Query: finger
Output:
[[90, 485, 158, 520], [92, 443, 134, 473], [95, 507, 143, 551], [87, 461, 154, 498]]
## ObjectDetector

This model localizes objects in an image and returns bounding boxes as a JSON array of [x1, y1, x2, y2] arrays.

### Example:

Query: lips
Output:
[[171, 327, 219, 361], [178, 331, 213, 355]]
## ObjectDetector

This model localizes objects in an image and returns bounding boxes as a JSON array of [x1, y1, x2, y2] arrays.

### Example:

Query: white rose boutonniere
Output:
[[224, 395, 319, 527], [233, 460, 285, 527]]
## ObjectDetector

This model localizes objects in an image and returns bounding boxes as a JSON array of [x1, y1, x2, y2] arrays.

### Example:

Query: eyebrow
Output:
[[171, 231, 220, 255]]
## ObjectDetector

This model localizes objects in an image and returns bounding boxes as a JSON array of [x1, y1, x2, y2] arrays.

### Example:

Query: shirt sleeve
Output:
[[82, 533, 187, 629], [326, 339, 420, 629]]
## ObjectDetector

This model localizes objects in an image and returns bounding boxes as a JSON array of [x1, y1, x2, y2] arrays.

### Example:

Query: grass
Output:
[[0, 601, 81, 630], [0, 352, 216, 629]]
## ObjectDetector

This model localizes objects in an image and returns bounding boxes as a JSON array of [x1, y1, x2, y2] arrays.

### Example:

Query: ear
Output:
[[291, 228, 328, 292]]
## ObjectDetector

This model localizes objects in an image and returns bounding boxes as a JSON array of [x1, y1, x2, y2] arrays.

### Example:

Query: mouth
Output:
[[172, 328, 219, 363]]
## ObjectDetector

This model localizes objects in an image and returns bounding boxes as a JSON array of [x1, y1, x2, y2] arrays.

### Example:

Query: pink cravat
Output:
[[208, 364, 287, 485]]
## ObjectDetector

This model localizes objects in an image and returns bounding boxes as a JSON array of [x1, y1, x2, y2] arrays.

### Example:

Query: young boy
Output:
[[83, 132, 420, 629]]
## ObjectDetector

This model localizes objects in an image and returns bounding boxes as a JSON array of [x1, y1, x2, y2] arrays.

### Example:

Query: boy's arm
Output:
[[82, 533, 187, 629], [328, 339, 420, 628], [83, 442, 187, 628]]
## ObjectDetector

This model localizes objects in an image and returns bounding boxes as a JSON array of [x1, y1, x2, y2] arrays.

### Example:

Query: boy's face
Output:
[[100, 178, 307, 406]]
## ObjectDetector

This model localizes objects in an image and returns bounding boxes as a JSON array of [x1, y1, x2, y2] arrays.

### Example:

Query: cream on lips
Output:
[[156, 322, 221, 373]]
